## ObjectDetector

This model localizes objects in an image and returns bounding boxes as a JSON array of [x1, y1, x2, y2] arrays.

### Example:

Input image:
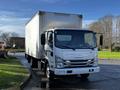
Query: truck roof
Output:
[[38, 10, 82, 17], [26, 10, 82, 26], [48, 28, 95, 33]]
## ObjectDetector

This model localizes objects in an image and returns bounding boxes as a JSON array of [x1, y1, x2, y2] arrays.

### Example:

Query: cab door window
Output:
[[47, 32, 53, 48]]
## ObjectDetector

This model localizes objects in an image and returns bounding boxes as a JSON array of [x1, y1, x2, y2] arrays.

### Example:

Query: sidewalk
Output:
[[99, 59, 120, 65]]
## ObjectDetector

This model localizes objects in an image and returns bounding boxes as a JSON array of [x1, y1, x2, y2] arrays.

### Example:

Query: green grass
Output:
[[98, 51, 120, 59], [6, 49, 25, 52], [0, 56, 29, 89]]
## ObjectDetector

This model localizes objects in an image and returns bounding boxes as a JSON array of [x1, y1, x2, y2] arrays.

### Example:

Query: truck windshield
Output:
[[54, 29, 96, 49]]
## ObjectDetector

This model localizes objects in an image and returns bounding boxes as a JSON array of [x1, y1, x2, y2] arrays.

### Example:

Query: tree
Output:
[[0, 31, 2, 38], [1, 32, 11, 46], [0, 32, 19, 47], [114, 16, 120, 44], [99, 15, 113, 50], [11, 32, 19, 37], [88, 15, 113, 50], [89, 21, 103, 33]]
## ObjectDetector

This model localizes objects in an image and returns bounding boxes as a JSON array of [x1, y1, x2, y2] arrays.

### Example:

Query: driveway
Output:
[[12, 52, 120, 90]]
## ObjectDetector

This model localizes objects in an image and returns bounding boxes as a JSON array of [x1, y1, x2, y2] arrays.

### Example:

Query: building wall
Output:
[[10, 37, 25, 49], [0, 41, 5, 50]]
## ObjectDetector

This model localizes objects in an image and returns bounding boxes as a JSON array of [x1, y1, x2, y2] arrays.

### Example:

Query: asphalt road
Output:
[[12, 52, 120, 90]]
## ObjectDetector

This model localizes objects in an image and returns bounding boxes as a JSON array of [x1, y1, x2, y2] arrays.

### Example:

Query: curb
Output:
[[20, 71, 32, 90], [99, 59, 120, 60]]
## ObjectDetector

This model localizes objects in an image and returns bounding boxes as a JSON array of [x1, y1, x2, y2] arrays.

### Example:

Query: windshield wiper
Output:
[[60, 45, 76, 50]]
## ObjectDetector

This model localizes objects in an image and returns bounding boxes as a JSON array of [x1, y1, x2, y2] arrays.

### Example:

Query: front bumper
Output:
[[54, 66, 100, 75]]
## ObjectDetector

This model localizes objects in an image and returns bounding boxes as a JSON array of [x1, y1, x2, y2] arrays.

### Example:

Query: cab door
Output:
[[45, 31, 54, 70]]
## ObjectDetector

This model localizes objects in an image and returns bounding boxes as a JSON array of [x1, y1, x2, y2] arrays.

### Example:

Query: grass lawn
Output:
[[98, 51, 120, 59], [6, 49, 25, 52], [0, 56, 29, 89]]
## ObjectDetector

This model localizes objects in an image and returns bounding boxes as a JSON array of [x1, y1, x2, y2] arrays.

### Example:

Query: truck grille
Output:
[[64, 60, 94, 68]]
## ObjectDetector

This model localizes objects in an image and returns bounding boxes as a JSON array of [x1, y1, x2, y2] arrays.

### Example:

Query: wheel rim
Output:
[[46, 65, 50, 78]]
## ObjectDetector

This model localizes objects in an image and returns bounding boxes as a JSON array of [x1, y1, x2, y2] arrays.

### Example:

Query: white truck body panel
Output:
[[54, 48, 98, 60], [52, 47, 100, 74], [25, 14, 41, 58], [55, 67, 100, 75], [25, 11, 82, 59]]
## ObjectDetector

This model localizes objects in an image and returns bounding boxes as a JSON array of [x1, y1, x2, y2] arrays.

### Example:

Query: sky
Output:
[[0, 0, 120, 37]]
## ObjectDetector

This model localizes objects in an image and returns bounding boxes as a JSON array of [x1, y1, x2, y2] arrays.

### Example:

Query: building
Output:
[[9, 37, 25, 49], [0, 41, 5, 50]]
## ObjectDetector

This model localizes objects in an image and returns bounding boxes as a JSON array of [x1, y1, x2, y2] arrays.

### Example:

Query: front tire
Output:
[[45, 63, 54, 80]]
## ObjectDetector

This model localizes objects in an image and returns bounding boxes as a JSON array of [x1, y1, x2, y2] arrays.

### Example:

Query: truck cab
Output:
[[41, 29, 100, 79]]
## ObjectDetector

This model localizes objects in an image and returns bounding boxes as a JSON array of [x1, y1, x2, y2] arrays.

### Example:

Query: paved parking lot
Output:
[[14, 53, 120, 90]]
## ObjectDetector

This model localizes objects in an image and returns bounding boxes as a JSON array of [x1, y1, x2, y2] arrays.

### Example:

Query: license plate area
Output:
[[67, 70, 72, 73], [89, 69, 94, 72]]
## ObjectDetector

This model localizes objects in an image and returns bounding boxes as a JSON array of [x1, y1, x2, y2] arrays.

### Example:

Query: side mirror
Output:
[[100, 35, 103, 46], [41, 33, 45, 45]]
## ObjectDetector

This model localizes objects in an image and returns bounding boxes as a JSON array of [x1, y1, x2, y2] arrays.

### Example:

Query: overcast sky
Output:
[[0, 0, 120, 37]]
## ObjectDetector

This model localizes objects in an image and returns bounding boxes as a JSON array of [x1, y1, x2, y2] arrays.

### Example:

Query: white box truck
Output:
[[25, 11, 100, 80]]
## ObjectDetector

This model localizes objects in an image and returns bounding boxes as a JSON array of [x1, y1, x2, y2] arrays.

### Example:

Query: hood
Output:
[[55, 48, 97, 60]]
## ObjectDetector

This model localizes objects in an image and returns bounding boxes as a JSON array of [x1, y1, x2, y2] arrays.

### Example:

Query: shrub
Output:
[[112, 47, 120, 52], [98, 48, 102, 51]]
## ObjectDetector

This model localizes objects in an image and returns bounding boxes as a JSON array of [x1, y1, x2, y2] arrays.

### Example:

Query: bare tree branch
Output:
[[88, 15, 113, 50], [0, 32, 19, 47]]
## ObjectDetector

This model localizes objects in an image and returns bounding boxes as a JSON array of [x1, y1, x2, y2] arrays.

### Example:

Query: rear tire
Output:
[[25, 55, 31, 63], [30, 58, 38, 68], [80, 74, 89, 79]]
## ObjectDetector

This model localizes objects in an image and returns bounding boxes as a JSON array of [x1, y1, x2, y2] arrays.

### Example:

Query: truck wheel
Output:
[[30, 58, 32, 67], [45, 64, 54, 80], [25, 54, 27, 58], [28, 59, 31, 63], [80, 74, 89, 79], [30, 58, 38, 68], [25, 55, 31, 63]]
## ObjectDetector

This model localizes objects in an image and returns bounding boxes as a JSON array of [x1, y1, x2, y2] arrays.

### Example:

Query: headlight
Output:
[[56, 63, 64, 68], [87, 59, 98, 66], [55, 56, 64, 63], [55, 56, 64, 68]]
